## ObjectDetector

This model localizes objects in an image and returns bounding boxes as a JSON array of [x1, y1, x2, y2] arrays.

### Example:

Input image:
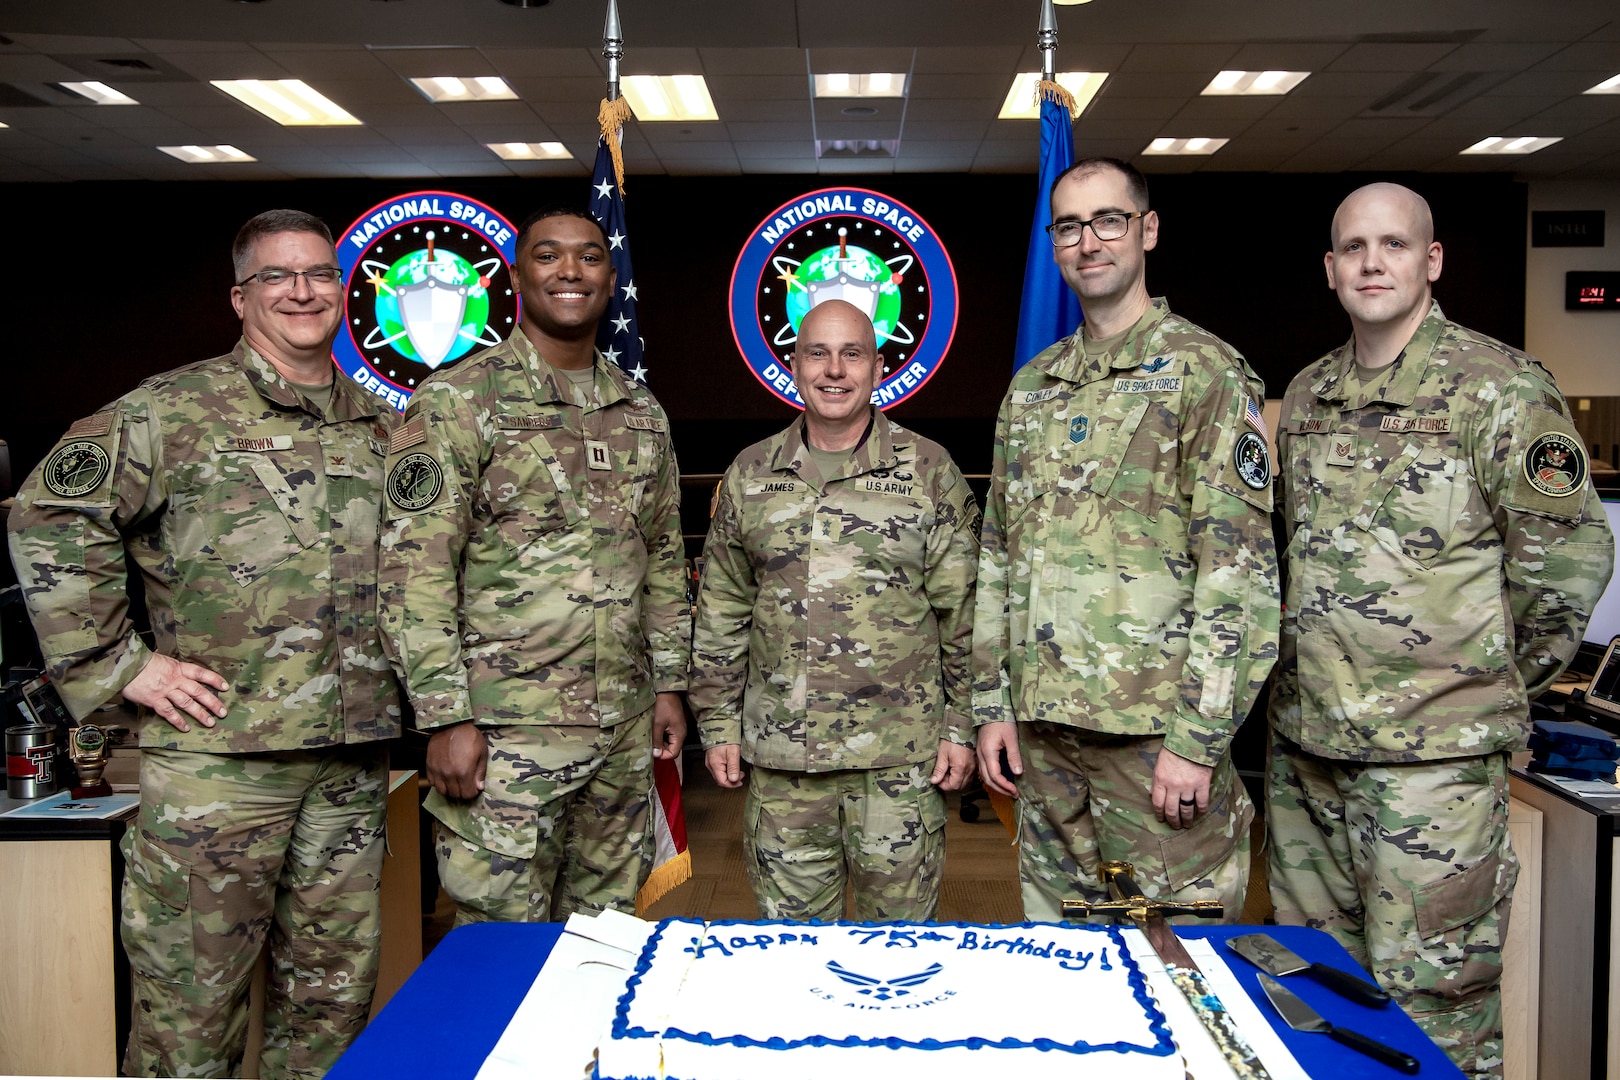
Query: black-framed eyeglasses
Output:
[[236, 266, 343, 290], [1046, 211, 1146, 248]]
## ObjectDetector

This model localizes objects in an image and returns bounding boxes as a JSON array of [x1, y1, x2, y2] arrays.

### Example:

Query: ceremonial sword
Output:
[[1062, 860, 1273, 1080]]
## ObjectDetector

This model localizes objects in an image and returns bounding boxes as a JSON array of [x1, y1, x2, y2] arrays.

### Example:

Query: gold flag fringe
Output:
[[634, 848, 691, 913], [598, 95, 635, 195], [1036, 78, 1079, 119]]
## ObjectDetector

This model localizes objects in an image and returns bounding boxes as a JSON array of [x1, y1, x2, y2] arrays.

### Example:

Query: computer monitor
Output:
[[1581, 497, 1620, 652]]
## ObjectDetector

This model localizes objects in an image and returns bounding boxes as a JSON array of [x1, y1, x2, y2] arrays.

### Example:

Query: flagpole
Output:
[[1010, 0, 1083, 372], [1038, 0, 1057, 82], [603, 0, 622, 102]]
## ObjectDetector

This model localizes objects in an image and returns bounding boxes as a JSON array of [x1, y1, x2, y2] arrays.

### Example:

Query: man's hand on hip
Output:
[[121, 653, 229, 733]]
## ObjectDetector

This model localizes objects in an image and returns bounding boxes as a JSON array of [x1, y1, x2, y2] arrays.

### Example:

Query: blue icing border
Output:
[[609, 918, 1174, 1058]]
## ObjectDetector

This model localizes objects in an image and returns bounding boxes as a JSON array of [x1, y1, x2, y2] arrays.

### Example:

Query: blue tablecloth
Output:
[[331, 921, 1464, 1079]]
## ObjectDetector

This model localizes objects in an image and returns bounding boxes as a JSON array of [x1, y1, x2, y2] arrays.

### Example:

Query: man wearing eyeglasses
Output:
[[1267, 183, 1613, 1079], [8, 209, 400, 1079], [973, 158, 1279, 924]]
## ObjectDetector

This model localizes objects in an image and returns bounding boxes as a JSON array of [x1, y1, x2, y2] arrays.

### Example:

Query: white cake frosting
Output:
[[594, 918, 1184, 1080]]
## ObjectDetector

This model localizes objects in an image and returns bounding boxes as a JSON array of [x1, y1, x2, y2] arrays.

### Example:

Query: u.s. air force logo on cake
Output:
[[1524, 430, 1586, 497], [42, 440, 110, 498], [334, 192, 519, 413], [387, 452, 444, 511], [1234, 430, 1272, 490], [729, 188, 958, 411]]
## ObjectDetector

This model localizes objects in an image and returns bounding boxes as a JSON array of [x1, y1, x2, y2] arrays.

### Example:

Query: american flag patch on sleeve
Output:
[[1244, 397, 1268, 438]]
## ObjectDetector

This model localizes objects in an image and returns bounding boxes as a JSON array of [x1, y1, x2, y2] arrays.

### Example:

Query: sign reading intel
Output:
[[729, 188, 958, 410], [334, 191, 519, 412]]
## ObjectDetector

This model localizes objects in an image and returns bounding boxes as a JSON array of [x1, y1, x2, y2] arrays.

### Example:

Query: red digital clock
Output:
[[1565, 272, 1620, 310]]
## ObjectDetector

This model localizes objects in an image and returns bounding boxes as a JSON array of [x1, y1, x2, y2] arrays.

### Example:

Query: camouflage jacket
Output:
[[690, 412, 980, 771], [7, 341, 402, 752], [971, 299, 1281, 766], [1271, 303, 1615, 762], [378, 332, 689, 730]]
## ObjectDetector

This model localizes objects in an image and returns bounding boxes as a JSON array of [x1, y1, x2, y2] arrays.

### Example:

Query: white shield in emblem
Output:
[[396, 276, 468, 370]]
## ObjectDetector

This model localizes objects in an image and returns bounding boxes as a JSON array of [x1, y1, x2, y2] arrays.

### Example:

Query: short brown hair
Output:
[[232, 210, 335, 282]]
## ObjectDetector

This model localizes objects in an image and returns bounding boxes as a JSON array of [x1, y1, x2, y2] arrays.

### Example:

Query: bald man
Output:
[[1268, 182, 1614, 1078], [689, 299, 979, 921]]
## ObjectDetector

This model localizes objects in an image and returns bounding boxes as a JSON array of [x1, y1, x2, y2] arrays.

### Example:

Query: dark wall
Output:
[[2, 171, 1525, 484]]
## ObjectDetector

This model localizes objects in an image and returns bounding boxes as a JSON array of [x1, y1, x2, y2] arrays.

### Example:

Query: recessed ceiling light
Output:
[[487, 141, 571, 160], [1583, 73, 1620, 95], [58, 81, 138, 105], [1052, 0, 1095, 5], [816, 138, 897, 159], [211, 79, 360, 126], [620, 74, 718, 122], [813, 73, 907, 99], [157, 144, 256, 163], [1142, 136, 1229, 155], [1459, 135, 1562, 155], [998, 71, 1108, 119], [410, 76, 518, 103], [1200, 70, 1310, 96]]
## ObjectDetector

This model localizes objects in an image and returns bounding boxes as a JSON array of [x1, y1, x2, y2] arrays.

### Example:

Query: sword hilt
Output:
[[1059, 860, 1227, 922]]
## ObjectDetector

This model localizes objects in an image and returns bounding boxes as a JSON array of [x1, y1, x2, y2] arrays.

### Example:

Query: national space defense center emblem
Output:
[[334, 191, 519, 412], [730, 188, 958, 410]]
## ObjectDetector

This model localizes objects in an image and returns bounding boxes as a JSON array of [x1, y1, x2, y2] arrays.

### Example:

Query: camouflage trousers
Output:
[[429, 713, 653, 924], [120, 744, 389, 1080], [1016, 723, 1254, 924], [1267, 737, 1517, 1080], [744, 761, 947, 922]]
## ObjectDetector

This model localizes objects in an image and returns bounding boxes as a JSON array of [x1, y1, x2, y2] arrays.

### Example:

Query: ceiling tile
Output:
[[912, 47, 1022, 74], [1326, 43, 1462, 72], [1118, 43, 1243, 74], [698, 48, 805, 76]]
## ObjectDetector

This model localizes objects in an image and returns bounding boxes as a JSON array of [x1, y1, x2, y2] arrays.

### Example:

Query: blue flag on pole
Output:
[[590, 131, 646, 382], [1013, 91, 1082, 370]]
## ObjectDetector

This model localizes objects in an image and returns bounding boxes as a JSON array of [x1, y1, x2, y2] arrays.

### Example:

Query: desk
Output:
[[333, 923, 1462, 1080], [1509, 768, 1620, 1080], [0, 793, 134, 1077]]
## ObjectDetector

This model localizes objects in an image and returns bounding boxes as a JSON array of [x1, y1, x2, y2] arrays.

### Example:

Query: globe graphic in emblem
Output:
[[786, 242, 904, 345], [363, 232, 500, 370]]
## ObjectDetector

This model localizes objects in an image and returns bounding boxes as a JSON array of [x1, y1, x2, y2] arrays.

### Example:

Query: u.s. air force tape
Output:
[[387, 452, 443, 511], [42, 440, 111, 498], [1524, 431, 1586, 498], [1234, 430, 1272, 490]]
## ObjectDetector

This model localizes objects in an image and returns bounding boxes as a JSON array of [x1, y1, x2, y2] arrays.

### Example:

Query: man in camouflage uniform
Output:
[[690, 299, 978, 921], [973, 158, 1279, 924], [1269, 182, 1615, 1079], [379, 208, 688, 924], [7, 210, 400, 1079]]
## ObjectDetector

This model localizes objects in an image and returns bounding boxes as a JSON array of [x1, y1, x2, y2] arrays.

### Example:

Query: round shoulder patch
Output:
[[1524, 430, 1586, 498], [387, 452, 444, 511], [1234, 430, 1272, 491], [42, 440, 111, 498]]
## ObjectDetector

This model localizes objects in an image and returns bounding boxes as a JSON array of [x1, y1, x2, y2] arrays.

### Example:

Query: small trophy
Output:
[[69, 723, 112, 799]]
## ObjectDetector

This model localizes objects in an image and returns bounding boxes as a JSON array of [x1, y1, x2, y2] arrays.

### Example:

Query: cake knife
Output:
[[1226, 933, 1391, 1006], [1255, 973, 1420, 1074]]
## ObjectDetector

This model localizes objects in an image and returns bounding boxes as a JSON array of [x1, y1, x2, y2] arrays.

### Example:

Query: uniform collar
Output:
[[770, 407, 900, 484], [1311, 300, 1446, 408], [1040, 297, 1173, 385], [234, 339, 384, 423], [512, 330, 630, 412]]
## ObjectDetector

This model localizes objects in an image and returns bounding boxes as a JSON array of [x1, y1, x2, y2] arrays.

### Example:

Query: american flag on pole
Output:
[[591, 97, 692, 911], [590, 110, 646, 383]]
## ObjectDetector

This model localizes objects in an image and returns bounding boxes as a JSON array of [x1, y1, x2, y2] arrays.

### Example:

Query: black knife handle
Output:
[[1308, 962, 1392, 1006], [1329, 1026, 1420, 1073]]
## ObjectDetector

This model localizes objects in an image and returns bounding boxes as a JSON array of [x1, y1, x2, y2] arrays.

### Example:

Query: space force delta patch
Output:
[[1524, 430, 1586, 498], [1234, 430, 1272, 490], [387, 452, 444, 511]]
